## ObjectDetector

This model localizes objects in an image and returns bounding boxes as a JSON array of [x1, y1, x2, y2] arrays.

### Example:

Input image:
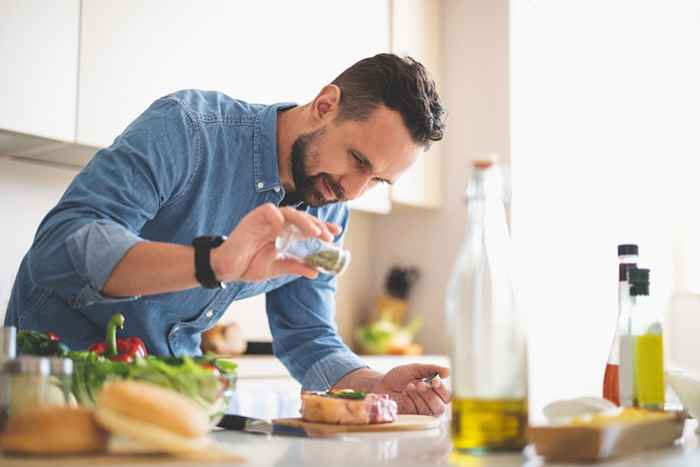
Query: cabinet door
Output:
[[390, 0, 443, 208], [78, 0, 390, 147], [0, 0, 80, 142]]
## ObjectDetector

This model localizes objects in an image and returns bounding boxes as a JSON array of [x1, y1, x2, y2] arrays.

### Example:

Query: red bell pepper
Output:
[[89, 313, 148, 362]]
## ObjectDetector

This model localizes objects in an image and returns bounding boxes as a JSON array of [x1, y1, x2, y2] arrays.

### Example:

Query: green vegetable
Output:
[[355, 313, 423, 355], [17, 330, 70, 357], [68, 351, 236, 413], [327, 389, 367, 400]]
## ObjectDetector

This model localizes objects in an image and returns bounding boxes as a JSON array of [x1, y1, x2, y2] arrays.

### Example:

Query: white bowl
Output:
[[666, 369, 700, 432]]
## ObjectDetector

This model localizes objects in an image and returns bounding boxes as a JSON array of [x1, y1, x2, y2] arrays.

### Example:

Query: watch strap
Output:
[[192, 236, 226, 289]]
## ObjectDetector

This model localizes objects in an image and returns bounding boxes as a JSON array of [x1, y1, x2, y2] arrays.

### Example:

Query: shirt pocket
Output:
[[166, 288, 234, 355]]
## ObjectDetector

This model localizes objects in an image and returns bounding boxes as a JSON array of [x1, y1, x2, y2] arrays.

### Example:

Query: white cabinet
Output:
[[390, 0, 443, 209], [0, 0, 80, 142], [77, 0, 391, 148]]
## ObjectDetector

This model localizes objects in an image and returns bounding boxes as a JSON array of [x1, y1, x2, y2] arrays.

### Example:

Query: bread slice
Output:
[[1, 406, 108, 455], [301, 390, 398, 425]]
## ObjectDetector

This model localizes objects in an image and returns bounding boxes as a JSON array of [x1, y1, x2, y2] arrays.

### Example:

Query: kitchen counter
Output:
[[2, 418, 698, 466]]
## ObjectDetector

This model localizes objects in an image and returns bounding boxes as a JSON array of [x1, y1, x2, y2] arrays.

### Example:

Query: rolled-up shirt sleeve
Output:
[[25, 96, 196, 308], [265, 206, 368, 390]]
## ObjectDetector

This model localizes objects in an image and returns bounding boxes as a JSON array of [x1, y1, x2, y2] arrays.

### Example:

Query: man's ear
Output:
[[311, 84, 341, 122]]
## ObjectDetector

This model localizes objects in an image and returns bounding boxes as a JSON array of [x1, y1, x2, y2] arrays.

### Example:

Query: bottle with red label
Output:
[[603, 244, 639, 405]]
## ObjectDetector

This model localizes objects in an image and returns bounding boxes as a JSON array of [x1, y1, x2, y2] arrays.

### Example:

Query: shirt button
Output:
[[205, 309, 214, 319], [257, 181, 264, 189], [273, 186, 280, 193]]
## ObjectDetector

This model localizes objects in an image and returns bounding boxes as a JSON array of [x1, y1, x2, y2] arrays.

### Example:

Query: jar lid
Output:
[[3, 356, 51, 376], [617, 244, 639, 256], [48, 357, 73, 376]]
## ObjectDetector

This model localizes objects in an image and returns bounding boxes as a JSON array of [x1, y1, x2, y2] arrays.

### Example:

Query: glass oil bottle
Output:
[[446, 160, 528, 453], [629, 267, 665, 409], [603, 244, 638, 406]]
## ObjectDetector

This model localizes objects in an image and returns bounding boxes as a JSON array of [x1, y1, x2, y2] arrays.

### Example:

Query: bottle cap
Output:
[[629, 267, 650, 296], [617, 244, 639, 256], [619, 262, 637, 282], [472, 153, 500, 169]]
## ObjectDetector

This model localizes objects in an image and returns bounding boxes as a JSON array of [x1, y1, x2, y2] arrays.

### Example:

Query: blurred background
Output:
[[1, 0, 699, 420]]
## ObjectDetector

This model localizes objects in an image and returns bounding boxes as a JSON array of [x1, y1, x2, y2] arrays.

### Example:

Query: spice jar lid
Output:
[[3, 356, 51, 376], [48, 357, 73, 376]]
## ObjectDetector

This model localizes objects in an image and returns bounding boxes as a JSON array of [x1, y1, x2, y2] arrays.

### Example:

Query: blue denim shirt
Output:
[[5, 90, 367, 390]]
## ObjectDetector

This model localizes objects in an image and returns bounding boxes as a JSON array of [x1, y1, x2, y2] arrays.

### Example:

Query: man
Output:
[[6, 54, 449, 415]]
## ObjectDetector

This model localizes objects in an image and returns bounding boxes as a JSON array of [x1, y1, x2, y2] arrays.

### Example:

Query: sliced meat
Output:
[[301, 391, 398, 425]]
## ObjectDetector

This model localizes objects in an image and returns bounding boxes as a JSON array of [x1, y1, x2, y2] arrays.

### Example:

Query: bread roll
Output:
[[95, 380, 242, 462], [1, 406, 108, 455], [96, 380, 208, 438]]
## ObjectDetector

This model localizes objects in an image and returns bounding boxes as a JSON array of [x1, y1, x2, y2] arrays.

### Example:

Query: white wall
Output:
[[510, 0, 700, 420], [366, 0, 511, 356], [0, 158, 79, 318]]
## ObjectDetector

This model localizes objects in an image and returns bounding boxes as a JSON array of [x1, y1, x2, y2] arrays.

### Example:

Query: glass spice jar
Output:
[[0, 326, 17, 431], [275, 224, 351, 276], [3, 355, 74, 419]]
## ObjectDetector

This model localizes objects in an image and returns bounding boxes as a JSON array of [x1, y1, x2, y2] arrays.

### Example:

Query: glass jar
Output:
[[0, 327, 17, 430], [49, 357, 76, 407], [275, 224, 351, 275], [4, 356, 74, 419]]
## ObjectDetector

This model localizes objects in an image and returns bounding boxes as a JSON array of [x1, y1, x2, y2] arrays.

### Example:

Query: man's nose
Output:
[[340, 173, 373, 200]]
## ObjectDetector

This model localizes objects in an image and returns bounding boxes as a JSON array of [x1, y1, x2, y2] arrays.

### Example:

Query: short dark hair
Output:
[[331, 53, 446, 147]]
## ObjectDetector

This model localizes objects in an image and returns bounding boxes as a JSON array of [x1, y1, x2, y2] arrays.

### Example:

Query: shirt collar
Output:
[[253, 102, 297, 193]]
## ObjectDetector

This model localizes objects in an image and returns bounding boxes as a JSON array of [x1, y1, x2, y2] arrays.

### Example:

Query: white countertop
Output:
[[4, 418, 698, 466], [211, 418, 700, 467]]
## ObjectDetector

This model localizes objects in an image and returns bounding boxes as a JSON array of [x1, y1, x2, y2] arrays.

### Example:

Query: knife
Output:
[[217, 414, 330, 438]]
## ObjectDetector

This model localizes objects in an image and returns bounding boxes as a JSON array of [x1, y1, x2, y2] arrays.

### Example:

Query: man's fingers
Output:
[[429, 377, 451, 404], [324, 222, 342, 236], [409, 364, 450, 381], [279, 207, 323, 238], [416, 382, 446, 416], [406, 384, 432, 416]]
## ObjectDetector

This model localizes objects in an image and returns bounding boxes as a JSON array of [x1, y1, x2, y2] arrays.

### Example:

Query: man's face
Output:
[[285, 105, 420, 207]]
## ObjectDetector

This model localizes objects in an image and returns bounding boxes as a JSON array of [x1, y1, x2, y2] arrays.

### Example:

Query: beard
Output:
[[285, 127, 345, 208]]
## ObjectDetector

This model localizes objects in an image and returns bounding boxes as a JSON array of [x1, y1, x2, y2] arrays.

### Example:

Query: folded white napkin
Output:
[[542, 397, 617, 425]]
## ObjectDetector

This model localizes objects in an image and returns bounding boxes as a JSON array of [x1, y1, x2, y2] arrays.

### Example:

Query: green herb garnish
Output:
[[326, 389, 367, 400]]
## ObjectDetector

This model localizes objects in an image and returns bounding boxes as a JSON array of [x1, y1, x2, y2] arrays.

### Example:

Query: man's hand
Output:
[[334, 365, 450, 416], [371, 364, 450, 416], [211, 203, 341, 282]]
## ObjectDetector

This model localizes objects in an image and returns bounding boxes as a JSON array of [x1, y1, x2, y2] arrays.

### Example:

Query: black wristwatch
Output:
[[191, 235, 227, 289]]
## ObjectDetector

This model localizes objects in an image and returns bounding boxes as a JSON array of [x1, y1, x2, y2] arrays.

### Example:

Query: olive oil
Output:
[[446, 161, 528, 455], [634, 333, 664, 408], [451, 398, 528, 453]]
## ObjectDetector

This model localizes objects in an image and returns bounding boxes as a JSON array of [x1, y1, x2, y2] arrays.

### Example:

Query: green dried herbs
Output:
[[326, 389, 367, 400], [305, 249, 345, 274]]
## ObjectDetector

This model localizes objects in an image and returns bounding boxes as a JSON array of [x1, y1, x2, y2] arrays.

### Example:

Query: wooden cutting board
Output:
[[272, 415, 441, 433], [528, 412, 686, 463]]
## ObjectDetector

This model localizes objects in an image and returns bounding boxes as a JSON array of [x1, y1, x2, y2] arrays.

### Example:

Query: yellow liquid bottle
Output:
[[446, 161, 528, 454], [451, 398, 528, 452], [634, 333, 664, 409], [627, 267, 664, 409]]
